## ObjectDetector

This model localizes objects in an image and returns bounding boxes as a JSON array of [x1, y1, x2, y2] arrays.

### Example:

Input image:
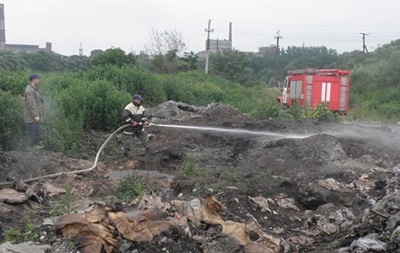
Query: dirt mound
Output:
[[150, 101, 250, 126], [0, 150, 94, 183]]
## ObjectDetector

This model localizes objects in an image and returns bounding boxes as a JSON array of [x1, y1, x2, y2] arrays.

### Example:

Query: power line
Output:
[[212, 19, 400, 27]]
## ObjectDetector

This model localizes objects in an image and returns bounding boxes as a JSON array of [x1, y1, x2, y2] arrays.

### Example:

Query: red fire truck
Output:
[[277, 68, 351, 113]]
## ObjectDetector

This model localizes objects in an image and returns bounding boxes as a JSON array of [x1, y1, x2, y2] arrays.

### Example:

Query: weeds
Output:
[[4, 208, 39, 243], [179, 155, 208, 178], [116, 174, 146, 202], [23, 209, 39, 242], [220, 171, 237, 183], [4, 228, 21, 243], [49, 184, 74, 217]]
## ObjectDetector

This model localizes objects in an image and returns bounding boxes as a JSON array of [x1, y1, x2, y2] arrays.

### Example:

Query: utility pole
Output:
[[274, 30, 283, 87], [360, 32, 369, 55], [204, 19, 214, 74]]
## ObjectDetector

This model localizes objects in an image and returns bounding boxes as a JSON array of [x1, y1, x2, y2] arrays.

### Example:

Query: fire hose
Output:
[[0, 123, 136, 188]]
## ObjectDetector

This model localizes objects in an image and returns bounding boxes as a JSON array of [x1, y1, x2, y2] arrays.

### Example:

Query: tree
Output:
[[91, 48, 136, 67], [181, 51, 199, 71], [90, 49, 104, 58], [0, 52, 28, 71], [145, 29, 186, 56], [209, 50, 252, 86]]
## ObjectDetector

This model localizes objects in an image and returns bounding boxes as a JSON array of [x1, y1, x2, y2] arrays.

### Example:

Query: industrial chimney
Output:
[[46, 42, 52, 52], [229, 22, 232, 41], [0, 4, 5, 48]]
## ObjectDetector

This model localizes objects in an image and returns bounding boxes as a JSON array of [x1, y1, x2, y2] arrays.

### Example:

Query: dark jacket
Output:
[[122, 102, 147, 134], [24, 84, 44, 123]]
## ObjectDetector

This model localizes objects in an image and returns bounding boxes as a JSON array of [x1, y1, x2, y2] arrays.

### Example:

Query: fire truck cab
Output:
[[278, 68, 351, 113]]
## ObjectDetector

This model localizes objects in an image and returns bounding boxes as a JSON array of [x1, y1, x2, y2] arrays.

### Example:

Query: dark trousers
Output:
[[123, 130, 150, 153], [26, 123, 40, 146]]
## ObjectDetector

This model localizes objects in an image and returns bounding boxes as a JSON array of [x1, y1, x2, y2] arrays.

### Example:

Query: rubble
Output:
[[0, 181, 66, 204], [248, 196, 272, 212], [274, 193, 300, 212], [52, 195, 282, 253], [0, 241, 50, 253], [349, 233, 388, 252], [318, 178, 352, 192]]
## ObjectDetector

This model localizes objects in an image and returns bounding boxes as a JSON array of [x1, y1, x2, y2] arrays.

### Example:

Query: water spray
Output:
[[149, 123, 311, 139]]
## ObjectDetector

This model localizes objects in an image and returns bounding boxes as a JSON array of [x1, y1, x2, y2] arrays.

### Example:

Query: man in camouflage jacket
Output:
[[24, 74, 44, 147]]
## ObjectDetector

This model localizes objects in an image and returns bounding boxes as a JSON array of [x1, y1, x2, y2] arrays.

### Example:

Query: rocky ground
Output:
[[1, 101, 400, 253]]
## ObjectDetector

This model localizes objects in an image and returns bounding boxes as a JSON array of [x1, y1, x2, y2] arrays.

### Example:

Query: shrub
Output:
[[0, 69, 30, 95], [54, 79, 131, 130], [301, 103, 339, 122], [0, 91, 25, 150], [252, 102, 281, 119], [91, 48, 135, 67], [89, 65, 166, 105]]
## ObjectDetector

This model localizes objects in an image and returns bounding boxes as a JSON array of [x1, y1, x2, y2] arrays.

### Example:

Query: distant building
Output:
[[0, 3, 52, 53], [255, 44, 277, 57], [207, 39, 232, 53], [199, 22, 233, 58], [207, 22, 232, 53]]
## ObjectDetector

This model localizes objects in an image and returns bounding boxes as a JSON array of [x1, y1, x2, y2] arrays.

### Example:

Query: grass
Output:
[[179, 154, 209, 178], [3, 208, 39, 243], [4, 228, 21, 243], [220, 171, 237, 183]]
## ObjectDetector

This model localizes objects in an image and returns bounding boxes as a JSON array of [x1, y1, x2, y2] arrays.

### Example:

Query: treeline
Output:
[[209, 46, 365, 86], [1, 40, 400, 153], [0, 50, 91, 72], [349, 40, 400, 121]]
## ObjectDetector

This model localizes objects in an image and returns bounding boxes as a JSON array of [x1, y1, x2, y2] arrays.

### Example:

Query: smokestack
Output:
[[46, 42, 52, 52], [0, 4, 5, 48], [229, 22, 232, 41]]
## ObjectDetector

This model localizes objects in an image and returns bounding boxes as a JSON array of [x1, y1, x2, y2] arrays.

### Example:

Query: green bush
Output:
[[89, 65, 166, 105], [160, 71, 253, 109], [251, 102, 281, 119], [91, 48, 135, 67], [0, 52, 28, 71], [301, 103, 339, 122], [43, 79, 131, 155], [0, 69, 30, 95], [54, 79, 130, 130], [0, 91, 25, 150]]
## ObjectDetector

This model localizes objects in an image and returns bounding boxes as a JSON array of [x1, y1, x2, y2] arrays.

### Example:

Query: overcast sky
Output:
[[1, 0, 399, 56]]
